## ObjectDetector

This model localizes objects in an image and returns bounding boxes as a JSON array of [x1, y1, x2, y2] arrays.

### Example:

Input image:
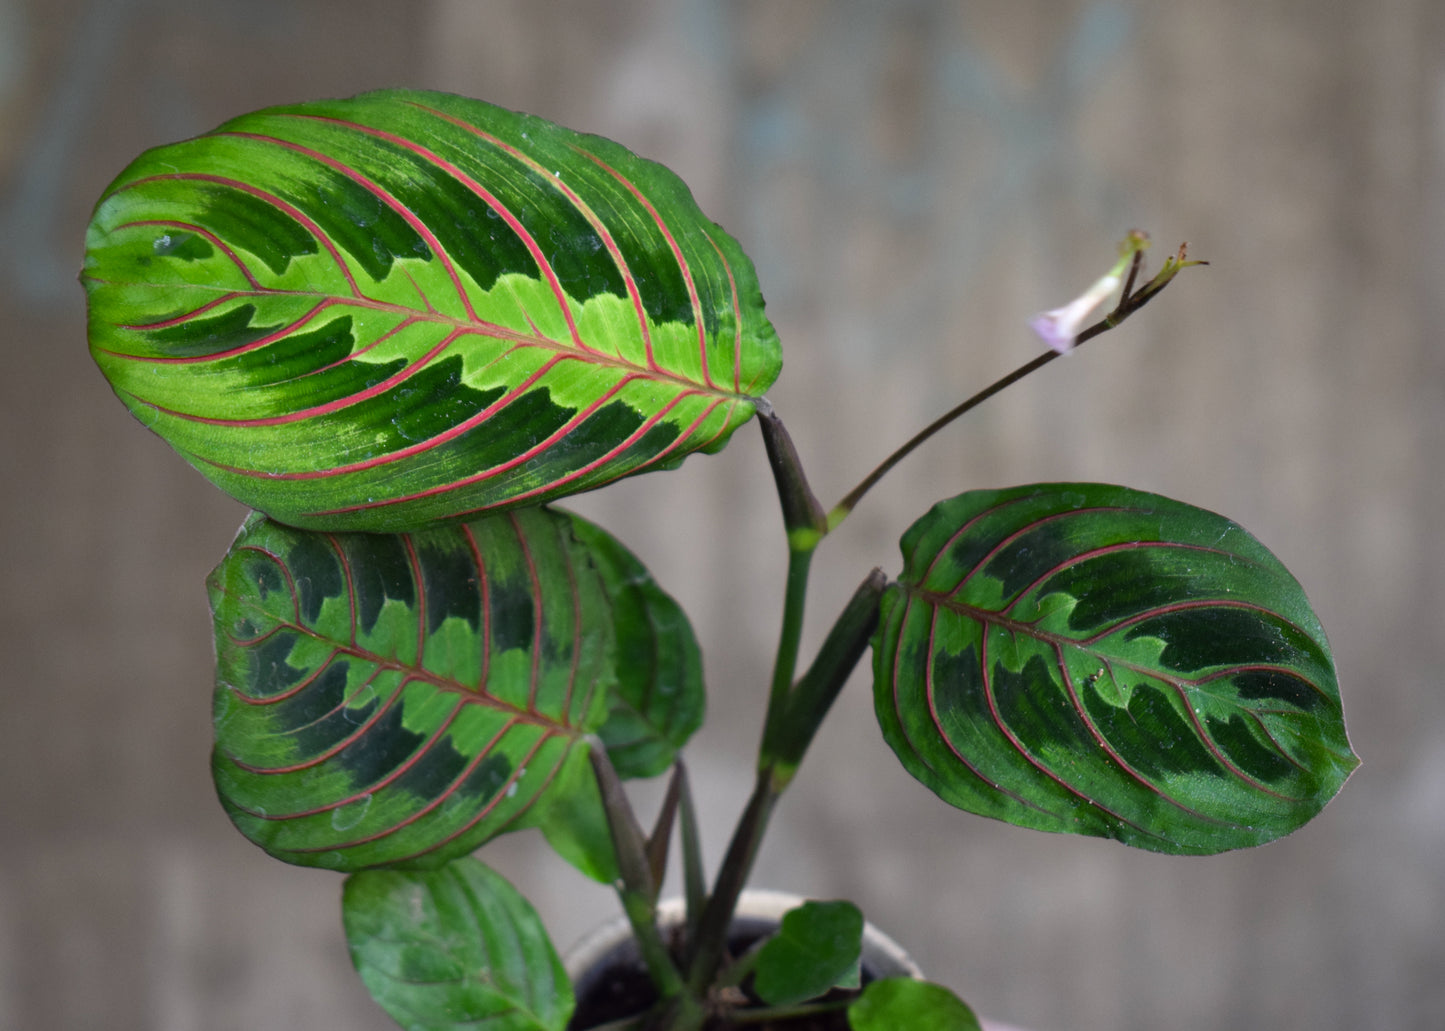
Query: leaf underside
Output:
[[874, 484, 1358, 855], [344, 858, 573, 1031], [85, 88, 781, 531], [209, 507, 616, 870]]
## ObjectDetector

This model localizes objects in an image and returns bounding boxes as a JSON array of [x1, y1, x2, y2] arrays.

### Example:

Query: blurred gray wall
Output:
[[2, 1, 1441, 1028]]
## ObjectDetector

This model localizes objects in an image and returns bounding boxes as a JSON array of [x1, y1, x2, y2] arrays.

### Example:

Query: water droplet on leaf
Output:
[[331, 794, 373, 831]]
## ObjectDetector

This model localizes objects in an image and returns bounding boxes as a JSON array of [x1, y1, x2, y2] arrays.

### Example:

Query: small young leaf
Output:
[[874, 483, 1359, 855], [208, 508, 614, 870], [848, 979, 981, 1031], [751, 900, 864, 1008], [85, 89, 781, 531], [565, 512, 705, 778], [343, 857, 573, 1031]]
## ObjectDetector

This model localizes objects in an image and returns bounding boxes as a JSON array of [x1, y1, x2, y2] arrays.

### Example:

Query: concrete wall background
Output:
[[1, 1, 1440, 1028]]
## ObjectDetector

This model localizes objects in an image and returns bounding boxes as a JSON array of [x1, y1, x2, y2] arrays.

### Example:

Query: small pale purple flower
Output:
[[1029, 268, 1122, 354], [1029, 232, 1149, 353]]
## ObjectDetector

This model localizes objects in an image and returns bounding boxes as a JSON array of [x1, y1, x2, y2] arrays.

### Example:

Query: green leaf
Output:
[[848, 979, 980, 1031], [565, 513, 704, 778], [533, 748, 621, 885], [209, 507, 614, 870], [751, 900, 864, 1008], [874, 483, 1358, 855], [343, 857, 573, 1031], [84, 88, 781, 532]]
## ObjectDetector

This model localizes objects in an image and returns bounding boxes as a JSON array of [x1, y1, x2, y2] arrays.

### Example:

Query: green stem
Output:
[[729, 998, 852, 1024], [714, 938, 765, 991], [675, 407, 827, 1005], [685, 565, 884, 994], [675, 760, 707, 941], [761, 568, 887, 786], [588, 747, 690, 1006], [761, 546, 815, 765], [645, 766, 683, 895], [684, 767, 779, 995], [677, 400, 874, 1003]]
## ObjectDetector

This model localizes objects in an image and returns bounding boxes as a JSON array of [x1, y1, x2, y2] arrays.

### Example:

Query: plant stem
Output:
[[684, 569, 886, 998], [761, 568, 887, 785], [678, 452, 827, 990], [827, 241, 1203, 527], [655, 239, 1203, 1031], [828, 349, 1058, 524], [589, 747, 691, 1008], [674, 398, 890, 1005], [761, 546, 815, 764], [675, 760, 708, 940], [729, 998, 853, 1024], [684, 766, 779, 995], [646, 766, 684, 894], [640, 412, 827, 1030]]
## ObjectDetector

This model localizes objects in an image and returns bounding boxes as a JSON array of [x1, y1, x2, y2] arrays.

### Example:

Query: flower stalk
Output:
[[827, 233, 1205, 527]]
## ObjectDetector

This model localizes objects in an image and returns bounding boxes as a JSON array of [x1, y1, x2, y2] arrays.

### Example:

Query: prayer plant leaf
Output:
[[751, 900, 864, 1008], [874, 483, 1358, 855], [567, 514, 705, 779], [209, 507, 615, 871], [343, 858, 573, 1031], [848, 979, 981, 1031], [84, 88, 780, 532]]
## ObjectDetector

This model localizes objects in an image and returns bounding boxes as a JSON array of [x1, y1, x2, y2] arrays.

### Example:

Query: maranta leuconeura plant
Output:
[[84, 88, 1356, 1031]]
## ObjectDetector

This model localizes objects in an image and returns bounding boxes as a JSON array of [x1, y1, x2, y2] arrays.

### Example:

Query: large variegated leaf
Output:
[[874, 484, 1357, 855], [85, 89, 780, 531], [343, 858, 573, 1031], [209, 507, 616, 870]]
